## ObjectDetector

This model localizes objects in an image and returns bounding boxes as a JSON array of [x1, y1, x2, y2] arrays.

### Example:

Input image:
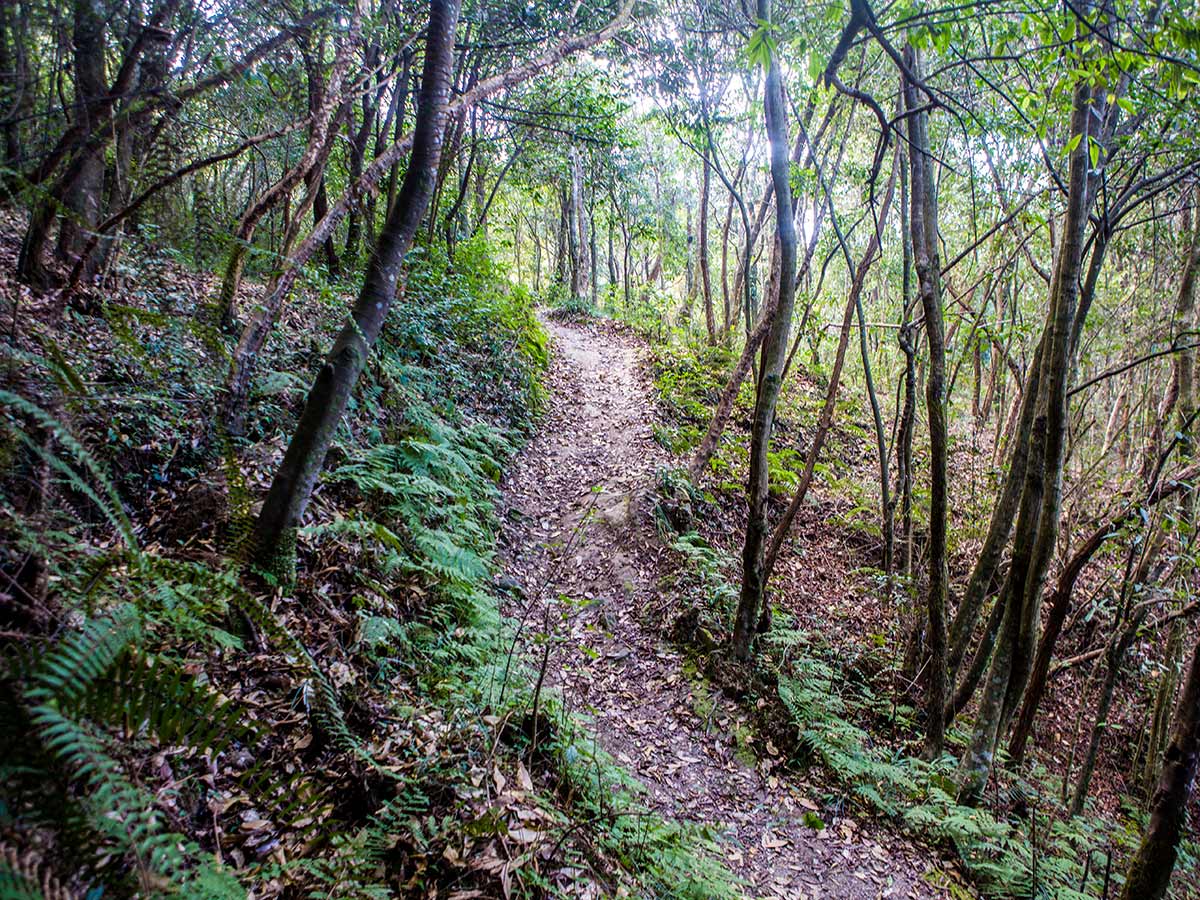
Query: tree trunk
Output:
[[555, 186, 570, 288], [904, 47, 949, 757], [958, 77, 1097, 804], [0, 0, 27, 171], [312, 171, 340, 276], [896, 150, 917, 589], [730, 0, 796, 661], [607, 215, 617, 296], [214, 27, 355, 329], [54, 0, 108, 265], [17, 0, 108, 287], [1141, 621, 1185, 796], [345, 41, 382, 263], [1008, 468, 1197, 764], [720, 193, 735, 335], [569, 145, 587, 299], [589, 192, 597, 308], [699, 145, 716, 343], [1118, 630, 1200, 900], [252, 0, 461, 580], [762, 162, 896, 580], [946, 336, 1044, 682]]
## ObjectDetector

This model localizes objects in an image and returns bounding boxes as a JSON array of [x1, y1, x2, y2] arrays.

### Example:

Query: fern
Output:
[[7, 608, 243, 898], [0, 390, 137, 550], [0, 842, 78, 900], [81, 650, 258, 754], [283, 786, 432, 899], [27, 605, 130, 691], [30, 705, 243, 897]]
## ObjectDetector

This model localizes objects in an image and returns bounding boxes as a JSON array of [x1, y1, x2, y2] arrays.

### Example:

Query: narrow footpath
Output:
[[498, 316, 946, 900]]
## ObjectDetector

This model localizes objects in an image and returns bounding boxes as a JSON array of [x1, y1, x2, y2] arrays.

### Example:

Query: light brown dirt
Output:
[[498, 316, 952, 899]]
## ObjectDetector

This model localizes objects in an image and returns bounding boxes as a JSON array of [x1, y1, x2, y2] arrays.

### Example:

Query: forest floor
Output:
[[498, 316, 950, 899]]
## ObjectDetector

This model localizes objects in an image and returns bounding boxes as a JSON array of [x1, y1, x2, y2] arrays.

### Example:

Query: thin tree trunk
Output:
[[252, 0, 461, 579], [1008, 467, 1198, 764], [946, 336, 1044, 681], [730, 0, 796, 660], [699, 143, 716, 343], [0, 0, 26, 171], [18, 0, 109, 287], [589, 191, 598, 307], [904, 47, 949, 757], [958, 76, 1097, 804], [214, 28, 355, 329], [219, 6, 633, 432], [896, 150, 917, 590], [556, 185, 570, 288], [345, 40, 382, 262], [569, 145, 587, 298], [1117, 630, 1200, 900], [1141, 622, 1185, 796], [762, 162, 896, 579]]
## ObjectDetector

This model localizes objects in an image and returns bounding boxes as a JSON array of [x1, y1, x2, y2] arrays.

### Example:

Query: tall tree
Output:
[[730, 0, 797, 660], [958, 70, 1098, 804], [253, 0, 462, 578], [903, 45, 949, 757]]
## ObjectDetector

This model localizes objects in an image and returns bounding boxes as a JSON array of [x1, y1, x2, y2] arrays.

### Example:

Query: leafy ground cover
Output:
[[0, 225, 732, 898]]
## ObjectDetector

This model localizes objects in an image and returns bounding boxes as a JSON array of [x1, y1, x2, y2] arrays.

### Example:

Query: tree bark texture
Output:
[[252, 0, 461, 579]]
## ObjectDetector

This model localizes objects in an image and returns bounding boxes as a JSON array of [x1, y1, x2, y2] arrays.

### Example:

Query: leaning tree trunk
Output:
[[1008, 466, 1197, 765], [214, 28, 355, 330], [730, 0, 797, 661], [218, 7, 635, 436], [945, 334, 1044, 683], [1118, 630, 1200, 900], [252, 0, 461, 581], [1070, 533, 1166, 815], [1141, 621, 1185, 796]]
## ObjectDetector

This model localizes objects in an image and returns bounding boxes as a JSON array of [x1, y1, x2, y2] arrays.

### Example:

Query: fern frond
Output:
[[28, 704, 243, 898], [0, 842, 76, 900], [0, 390, 137, 550], [25, 606, 141, 708]]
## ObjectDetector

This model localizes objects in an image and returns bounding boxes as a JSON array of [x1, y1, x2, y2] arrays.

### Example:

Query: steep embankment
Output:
[[500, 316, 944, 899]]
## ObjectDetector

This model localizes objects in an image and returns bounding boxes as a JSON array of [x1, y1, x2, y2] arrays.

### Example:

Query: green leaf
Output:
[[807, 51, 824, 83], [746, 20, 777, 70]]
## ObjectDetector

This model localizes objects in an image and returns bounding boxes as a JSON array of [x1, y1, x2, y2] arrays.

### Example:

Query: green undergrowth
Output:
[[0, 243, 737, 898], [542, 282, 679, 344], [660, 519, 1195, 900], [605, 294, 1181, 899]]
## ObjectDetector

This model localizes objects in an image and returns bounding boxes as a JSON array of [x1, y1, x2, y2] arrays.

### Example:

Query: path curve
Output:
[[499, 316, 945, 899]]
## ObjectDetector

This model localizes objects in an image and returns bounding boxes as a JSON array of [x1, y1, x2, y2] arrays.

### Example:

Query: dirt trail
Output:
[[499, 317, 945, 899]]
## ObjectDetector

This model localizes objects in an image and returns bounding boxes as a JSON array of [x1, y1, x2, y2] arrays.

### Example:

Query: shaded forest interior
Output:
[[3, 0, 1200, 897]]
